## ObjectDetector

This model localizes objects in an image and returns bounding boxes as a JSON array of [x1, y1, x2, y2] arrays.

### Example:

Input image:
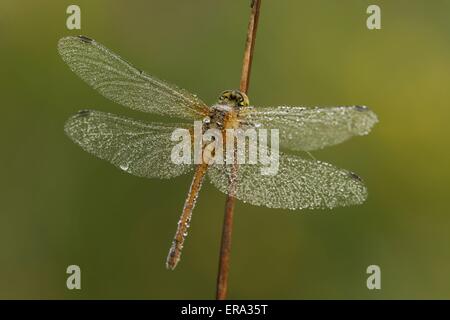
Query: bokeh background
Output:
[[1, 0, 449, 299]]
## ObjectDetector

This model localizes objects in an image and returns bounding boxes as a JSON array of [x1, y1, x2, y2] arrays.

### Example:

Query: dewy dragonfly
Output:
[[59, 35, 378, 270]]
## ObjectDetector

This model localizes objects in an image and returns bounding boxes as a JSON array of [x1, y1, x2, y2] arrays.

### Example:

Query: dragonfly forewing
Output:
[[245, 106, 378, 151], [58, 36, 209, 120]]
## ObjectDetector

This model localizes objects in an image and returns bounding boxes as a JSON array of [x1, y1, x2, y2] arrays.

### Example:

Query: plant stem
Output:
[[216, 0, 262, 300], [240, 0, 262, 94]]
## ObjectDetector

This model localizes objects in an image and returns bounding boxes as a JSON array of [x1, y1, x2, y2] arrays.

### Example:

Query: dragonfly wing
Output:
[[208, 152, 367, 209], [65, 110, 193, 179], [244, 106, 378, 151], [58, 36, 209, 120]]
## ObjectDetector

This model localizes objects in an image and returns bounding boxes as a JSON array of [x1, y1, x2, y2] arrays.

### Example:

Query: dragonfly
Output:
[[58, 35, 378, 270]]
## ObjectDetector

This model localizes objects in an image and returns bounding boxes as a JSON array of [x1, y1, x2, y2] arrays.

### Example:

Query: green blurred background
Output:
[[1, 0, 449, 299]]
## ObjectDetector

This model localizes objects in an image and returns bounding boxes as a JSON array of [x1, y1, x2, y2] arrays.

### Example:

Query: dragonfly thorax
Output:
[[204, 104, 236, 130]]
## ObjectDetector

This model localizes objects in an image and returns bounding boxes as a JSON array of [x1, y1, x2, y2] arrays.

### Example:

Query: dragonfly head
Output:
[[218, 90, 249, 108]]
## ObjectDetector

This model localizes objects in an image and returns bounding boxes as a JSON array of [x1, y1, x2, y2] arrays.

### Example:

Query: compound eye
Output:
[[220, 90, 231, 101]]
